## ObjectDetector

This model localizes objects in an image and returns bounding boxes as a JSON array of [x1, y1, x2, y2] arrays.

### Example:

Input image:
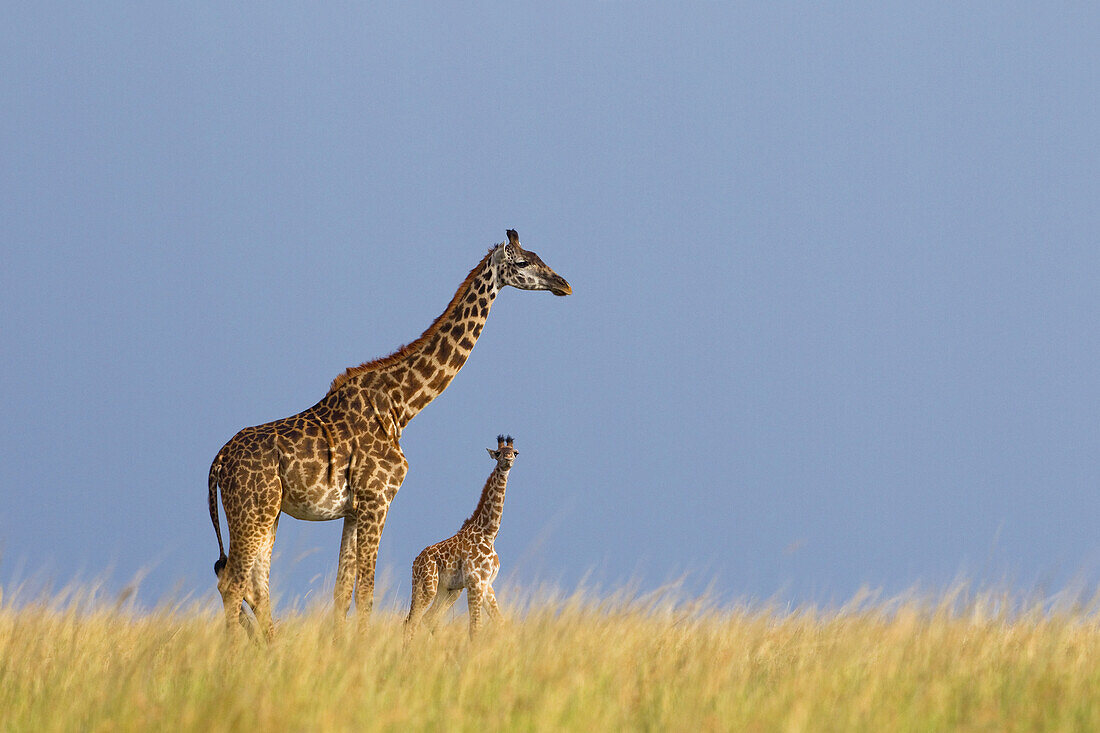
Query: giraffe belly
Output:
[[280, 481, 352, 521], [439, 565, 467, 591]]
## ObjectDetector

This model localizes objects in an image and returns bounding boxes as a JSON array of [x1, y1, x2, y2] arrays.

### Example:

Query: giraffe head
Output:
[[492, 230, 572, 296], [487, 434, 519, 469]]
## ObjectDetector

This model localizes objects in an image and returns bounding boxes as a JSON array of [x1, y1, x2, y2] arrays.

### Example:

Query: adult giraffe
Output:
[[208, 230, 570, 637]]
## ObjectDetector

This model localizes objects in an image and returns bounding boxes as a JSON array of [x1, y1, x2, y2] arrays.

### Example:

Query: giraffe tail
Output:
[[208, 451, 228, 578]]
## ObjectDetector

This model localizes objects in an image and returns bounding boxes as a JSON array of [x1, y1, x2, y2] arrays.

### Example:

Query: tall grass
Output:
[[3, 582, 1100, 731]]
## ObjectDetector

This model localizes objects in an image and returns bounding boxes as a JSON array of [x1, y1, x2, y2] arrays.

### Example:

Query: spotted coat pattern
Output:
[[404, 436, 517, 641], [208, 231, 570, 638]]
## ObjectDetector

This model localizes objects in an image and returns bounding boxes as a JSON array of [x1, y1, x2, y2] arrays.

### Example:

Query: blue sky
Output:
[[2, 3, 1099, 610]]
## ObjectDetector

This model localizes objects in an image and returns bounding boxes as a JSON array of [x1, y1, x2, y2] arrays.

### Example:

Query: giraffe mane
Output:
[[460, 468, 501, 531], [327, 247, 498, 395]]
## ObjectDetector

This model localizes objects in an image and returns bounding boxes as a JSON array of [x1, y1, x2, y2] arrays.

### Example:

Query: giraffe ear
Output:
[[506, 229, 519, 246], [487, 448, 499, 459]]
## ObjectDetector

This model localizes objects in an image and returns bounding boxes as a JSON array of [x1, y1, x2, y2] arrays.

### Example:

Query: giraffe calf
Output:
[[404, 435, 517, 642]]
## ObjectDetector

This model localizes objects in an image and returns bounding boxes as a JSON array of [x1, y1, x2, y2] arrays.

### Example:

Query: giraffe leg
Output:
[[218, 546, 256, 636], [351, 449, 405, 632], [403, 560, 438, 646], [238, 586, 259, 638], [228, 563, 258, 637], [248, 515, 279, 642], [219, 470, 281, 639], [466, 580, 486, 638], [484, 586, 505, 624], [217, 478, 250, 635], [424, 588, 462, 632], [332, 516, 356, 635], [353, 492, 395, 631]]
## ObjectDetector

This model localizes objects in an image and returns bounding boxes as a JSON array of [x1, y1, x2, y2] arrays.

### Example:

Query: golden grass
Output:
[[3, 584, 1100, 732]]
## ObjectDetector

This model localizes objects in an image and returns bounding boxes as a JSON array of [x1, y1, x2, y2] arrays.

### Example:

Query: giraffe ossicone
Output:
[[404, 435, 517, 642], [207, 232, 569, 639]]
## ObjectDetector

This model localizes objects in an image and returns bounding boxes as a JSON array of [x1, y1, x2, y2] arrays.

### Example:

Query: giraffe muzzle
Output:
[[549, 277, 572, 296]]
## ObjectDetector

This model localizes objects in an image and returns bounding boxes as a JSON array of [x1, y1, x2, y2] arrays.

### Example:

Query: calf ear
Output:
[[487, 448, 499, 459]]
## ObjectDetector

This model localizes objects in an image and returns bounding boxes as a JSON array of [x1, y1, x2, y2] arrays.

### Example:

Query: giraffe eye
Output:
[[514, 260, 529, 268]]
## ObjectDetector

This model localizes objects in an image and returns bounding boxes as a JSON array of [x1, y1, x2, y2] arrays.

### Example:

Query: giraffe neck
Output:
[[328, 250, 500, 429], [461, 465, 510, 538]]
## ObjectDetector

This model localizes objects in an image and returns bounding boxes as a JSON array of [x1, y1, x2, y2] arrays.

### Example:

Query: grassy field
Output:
[[3, 584, 1100, 732]]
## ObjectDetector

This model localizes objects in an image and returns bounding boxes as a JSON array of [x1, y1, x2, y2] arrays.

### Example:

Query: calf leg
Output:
[[404, 561, 438, 645], [424, 588, 463, 632], [466, 581, 486, 638], [484, 586, 505, 623]]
